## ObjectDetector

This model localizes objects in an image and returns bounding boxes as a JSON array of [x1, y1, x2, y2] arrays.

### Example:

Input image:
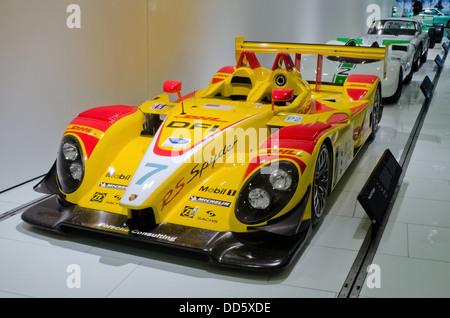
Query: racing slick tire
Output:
[[370, 85, 382, 139], [311, 143, 331, 226], [386, 69, 402, 103], [433, 23, 444, 43], [428, 28, 436, 49], [404, 65, 413, 84], [420, 48, 428, 65]]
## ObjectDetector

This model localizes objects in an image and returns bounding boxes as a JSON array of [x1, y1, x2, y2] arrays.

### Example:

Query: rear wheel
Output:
[[370, 85, 382, 139], [420, 48, 428, 64], [311, 143, 331, 226], [428, 28, 436, 49]]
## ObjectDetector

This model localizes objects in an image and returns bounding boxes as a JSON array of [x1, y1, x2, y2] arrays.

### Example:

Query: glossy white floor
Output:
[[1, 43, 449, 298]]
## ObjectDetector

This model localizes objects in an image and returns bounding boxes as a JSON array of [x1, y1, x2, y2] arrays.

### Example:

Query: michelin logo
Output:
[[189, 196, 231, 207]]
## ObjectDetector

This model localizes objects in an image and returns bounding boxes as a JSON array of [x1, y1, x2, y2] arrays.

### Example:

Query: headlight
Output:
[[69, 162, 83, 181], [248, 188, 271, 209], [269, 169, 292, 190], [62, 143, 79, 161], [235, 161, 299, 225], [57, 135, 85, 193]]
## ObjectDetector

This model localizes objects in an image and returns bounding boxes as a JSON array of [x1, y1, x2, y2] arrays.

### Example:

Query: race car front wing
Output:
[[21, 195, 311, 270]]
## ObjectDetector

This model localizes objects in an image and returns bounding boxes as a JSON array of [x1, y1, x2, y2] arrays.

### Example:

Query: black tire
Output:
[[386, 69, 402, 103], [434, 23, 444, 43], [370, 85, 382, 139], [311, 143, 331, 226], [420, 48, 428, 64], [428, 28, 436, 49], [404, 66, 413, 84]]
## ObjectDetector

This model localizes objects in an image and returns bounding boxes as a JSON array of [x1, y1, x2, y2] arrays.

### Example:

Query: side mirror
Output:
[[163, 80, 185, 114], [163, 80, 182, 94]]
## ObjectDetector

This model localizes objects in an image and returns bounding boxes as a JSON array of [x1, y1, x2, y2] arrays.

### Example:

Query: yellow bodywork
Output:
[[58, 37, 382, 235]]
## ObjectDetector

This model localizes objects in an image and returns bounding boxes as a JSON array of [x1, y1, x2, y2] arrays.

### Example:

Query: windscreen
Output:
[[368, 20, 418, 36]]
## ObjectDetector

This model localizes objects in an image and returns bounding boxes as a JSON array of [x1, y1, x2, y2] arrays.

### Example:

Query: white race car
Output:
[[362, 18, 430, 72], [301, 18, 429, 103], [300, 41, 414, 102]]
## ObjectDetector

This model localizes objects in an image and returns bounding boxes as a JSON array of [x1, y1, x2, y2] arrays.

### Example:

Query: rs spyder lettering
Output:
[[188, 140, 238, 184]]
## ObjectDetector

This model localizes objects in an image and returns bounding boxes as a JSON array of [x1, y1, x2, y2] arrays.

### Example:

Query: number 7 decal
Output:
[[135, 163, 168, 185]]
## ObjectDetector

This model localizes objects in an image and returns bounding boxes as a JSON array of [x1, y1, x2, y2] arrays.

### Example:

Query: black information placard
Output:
[[357, 149, 402, 228], [435, 55, 443, 69], [420, 76, 434, 99]]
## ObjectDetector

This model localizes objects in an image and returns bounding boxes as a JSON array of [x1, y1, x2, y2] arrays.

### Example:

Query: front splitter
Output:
[[21, 196, 310, 270]]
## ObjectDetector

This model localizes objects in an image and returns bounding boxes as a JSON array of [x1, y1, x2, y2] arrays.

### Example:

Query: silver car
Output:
[[362, 18, 430, 72]]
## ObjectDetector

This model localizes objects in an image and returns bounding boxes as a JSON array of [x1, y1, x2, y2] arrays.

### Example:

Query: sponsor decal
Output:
[[174, 115, 227, 123], [99, 182, 127, 190], [261, 148, 300, 156], [149, 103, 167, 110], [189, 195, 231, 207], [162, 137, 191, 149], [166, 120, 220, 132], [66, 125, 103, 138], [105, 195, 122, 206], [199, 185, 236, 196], [181, 205, 198, 218], [105, 171, 132, 180], [202, 104, 234, 110], [90, 192, 107, 202], [197, 210, 218, 223], [97, 223, 177, 242], [98, 223, 129, 233]]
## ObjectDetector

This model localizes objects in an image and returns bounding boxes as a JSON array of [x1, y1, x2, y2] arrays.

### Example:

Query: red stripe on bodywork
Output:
[[74, 105, 137, 131], [66, 105, 137, 158], [347, 89, 368, 101], [349, 102, 368, 114], [244, 155, 307, 180], [346, 74, 378, 84], [69, 132, 100, 158], [310, 100, 335, 113], [211, 66, 235, 84], [244, 122, 334, 179], [152, 114, 260, 157]]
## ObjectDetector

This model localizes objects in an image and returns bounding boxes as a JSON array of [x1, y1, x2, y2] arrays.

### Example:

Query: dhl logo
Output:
[[347, 83, 371, 89], [215, 73, 231, 79], [66, 125, 103, 138], [174, 115, 228, 123], [259, 148, 301, 156]]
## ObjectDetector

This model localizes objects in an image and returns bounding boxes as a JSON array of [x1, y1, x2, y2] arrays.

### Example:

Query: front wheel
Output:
[[311, 143, 331, 226], [386, 69, 402, 103]]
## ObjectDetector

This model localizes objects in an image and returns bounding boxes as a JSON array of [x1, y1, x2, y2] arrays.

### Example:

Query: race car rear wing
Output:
[[235, 36, 387, 91]]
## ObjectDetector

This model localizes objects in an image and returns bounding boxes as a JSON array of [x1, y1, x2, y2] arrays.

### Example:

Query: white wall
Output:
[[0, 0, 148, 191], [146, 0, 399, 96], [0, 0, 398, 191]]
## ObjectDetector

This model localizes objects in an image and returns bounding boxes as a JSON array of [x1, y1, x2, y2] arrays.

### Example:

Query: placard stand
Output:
[[357, 149, 402, 234]]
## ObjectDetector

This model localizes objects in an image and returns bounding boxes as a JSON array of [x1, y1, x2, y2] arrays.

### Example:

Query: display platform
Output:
[[1, 43, 450, 298]]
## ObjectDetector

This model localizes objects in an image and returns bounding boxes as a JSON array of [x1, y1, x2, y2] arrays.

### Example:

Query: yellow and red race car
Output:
[[22, 37, 385, 270]]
